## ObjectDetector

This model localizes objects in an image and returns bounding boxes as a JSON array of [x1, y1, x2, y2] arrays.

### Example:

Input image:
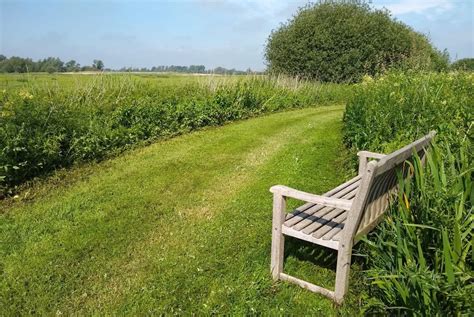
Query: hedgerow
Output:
[[343, 72, 473, 314], [0, 75, 350, 195]]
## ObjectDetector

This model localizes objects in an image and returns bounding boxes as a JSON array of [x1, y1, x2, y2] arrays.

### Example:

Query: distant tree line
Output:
[[0, 55, 255, 75], [113, 65, 254, 75], [0, 55, 105, 73]]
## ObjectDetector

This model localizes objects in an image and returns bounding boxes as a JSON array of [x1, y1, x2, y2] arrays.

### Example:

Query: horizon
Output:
[[1, 0, 473, 71]]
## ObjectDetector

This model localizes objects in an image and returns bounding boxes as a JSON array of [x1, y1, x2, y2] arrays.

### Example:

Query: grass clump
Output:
[[343, 72, 473, 314], [0, 74, 351, 195]]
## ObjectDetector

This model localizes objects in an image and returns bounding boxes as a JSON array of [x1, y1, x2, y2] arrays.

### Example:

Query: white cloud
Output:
[[375, 0, 454, 15]]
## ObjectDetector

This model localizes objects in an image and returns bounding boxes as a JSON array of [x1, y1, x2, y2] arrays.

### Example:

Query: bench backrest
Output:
[[342, 131, 436, 245]]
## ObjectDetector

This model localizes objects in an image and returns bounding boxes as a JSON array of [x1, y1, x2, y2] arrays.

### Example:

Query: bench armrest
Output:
[[270, 185, 352, 211], [357, 151, 386, 160], [357, 151, 386, 174]]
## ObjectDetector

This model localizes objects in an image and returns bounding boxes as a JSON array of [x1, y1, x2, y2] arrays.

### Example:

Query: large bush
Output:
[[343, 72, 473, 314], [0, 75, 350, 195], [265, 2, 448, 83]]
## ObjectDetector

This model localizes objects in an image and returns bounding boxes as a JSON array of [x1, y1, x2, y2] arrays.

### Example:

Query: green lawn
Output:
[[1, 105, 366, 314]]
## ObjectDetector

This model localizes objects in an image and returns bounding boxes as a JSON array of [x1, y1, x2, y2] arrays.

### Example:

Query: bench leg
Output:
[[270, 193, 286, 280], [334, 244, 352, 304]]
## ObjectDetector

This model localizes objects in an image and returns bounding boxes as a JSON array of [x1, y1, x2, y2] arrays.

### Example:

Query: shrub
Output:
[[451, 58, 474, 71], [343, 72, 473, 314], [265, 1, 448, 83]]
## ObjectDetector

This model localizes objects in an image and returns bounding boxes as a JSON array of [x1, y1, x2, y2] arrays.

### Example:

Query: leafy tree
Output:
[[450, 58, 474, 71], [65, 60, 80, 72], [93, 59, 104, 70], [0, 56, 34, 72], [265, 1, 448, 82], [37, 57, 65, 73]]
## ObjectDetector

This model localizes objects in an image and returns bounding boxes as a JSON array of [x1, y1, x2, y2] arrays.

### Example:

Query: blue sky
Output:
[[1, 0, 472, 70]]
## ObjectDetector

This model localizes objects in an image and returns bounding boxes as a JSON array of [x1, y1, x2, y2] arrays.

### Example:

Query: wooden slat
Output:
[[357, 151, 386, 159], [279, 273, 335, 300], [284, 179, 360, 228], [332, 230, 343, 241], [320, 218, 346, 240], [270, 185, 353, 211], [313, 211, 347, 239], [285, 176, 361, 221], [285, 202, 314, 221], [282, 226, 339, 250], [291, 187, 358, 231], [301, 207, 346, 235], [375, 131, 435, 175]]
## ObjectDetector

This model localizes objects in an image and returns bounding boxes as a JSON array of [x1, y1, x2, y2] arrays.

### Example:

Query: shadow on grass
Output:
[[284, 236, 337, 270], [281, 236, 368, 294]]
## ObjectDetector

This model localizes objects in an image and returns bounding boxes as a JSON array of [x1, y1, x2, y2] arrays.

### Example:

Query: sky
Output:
[[1, 0, 473, 71]]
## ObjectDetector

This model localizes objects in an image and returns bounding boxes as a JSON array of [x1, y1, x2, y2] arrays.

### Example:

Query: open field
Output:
[[0, 72, 209, 90], [0, 105, 368, 314]]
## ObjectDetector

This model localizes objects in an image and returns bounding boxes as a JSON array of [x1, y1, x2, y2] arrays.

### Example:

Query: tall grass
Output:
[[362, 141, 473, 314], [343, 71, 473, 314], [0, 74, 351, 195]]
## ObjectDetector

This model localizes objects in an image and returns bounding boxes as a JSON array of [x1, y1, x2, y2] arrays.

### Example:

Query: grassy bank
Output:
[[0, 73, 351, 195], [1, 106, 365, 314]]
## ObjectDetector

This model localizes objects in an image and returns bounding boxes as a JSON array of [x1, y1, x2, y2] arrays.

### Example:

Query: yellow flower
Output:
[[361, 74, 373, 85], [18, 90, 33, 100]]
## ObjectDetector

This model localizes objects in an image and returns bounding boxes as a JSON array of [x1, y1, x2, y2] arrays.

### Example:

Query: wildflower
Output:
[[361, 74, 373, 85], [18, 90, 33, 100]]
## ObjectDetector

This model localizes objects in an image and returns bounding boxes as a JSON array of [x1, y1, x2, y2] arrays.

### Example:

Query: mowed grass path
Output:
[[1, 105, 364, 314]]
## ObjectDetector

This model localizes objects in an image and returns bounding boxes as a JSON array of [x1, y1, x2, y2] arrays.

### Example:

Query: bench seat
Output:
[[282, 176, 361, 249]]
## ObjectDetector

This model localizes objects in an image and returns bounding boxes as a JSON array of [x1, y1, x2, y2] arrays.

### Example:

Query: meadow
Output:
[[0, 73, 350, 195], [1, 71, 472, 314]]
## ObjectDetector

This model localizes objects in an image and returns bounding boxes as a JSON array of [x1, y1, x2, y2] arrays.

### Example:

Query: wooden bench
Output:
[[269, 131, 436, 304]]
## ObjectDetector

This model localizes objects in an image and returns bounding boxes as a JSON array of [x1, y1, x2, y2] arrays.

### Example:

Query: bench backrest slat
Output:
[[341, 131, 436, 245]]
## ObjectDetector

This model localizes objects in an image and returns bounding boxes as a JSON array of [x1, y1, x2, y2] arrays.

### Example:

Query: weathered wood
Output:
[[270, 185, 352, 211], [280, 273, 335, 300], [290, 187, 358, 231], [284, 176, 361, 222], [332, 230, 343, 241], [357, 151, 387, 160], [321, 219, 345, 240], [270, 193, 286, 280], [334, 244, 352, 304], [282, 226, 339, 249], [269, 131, 436, 304], [375, 131, 435, 175], [285, 180, 360, 228], [357, 151, 386, 174], [301, 207, 346, 235], [316, 213, 346, 240]]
